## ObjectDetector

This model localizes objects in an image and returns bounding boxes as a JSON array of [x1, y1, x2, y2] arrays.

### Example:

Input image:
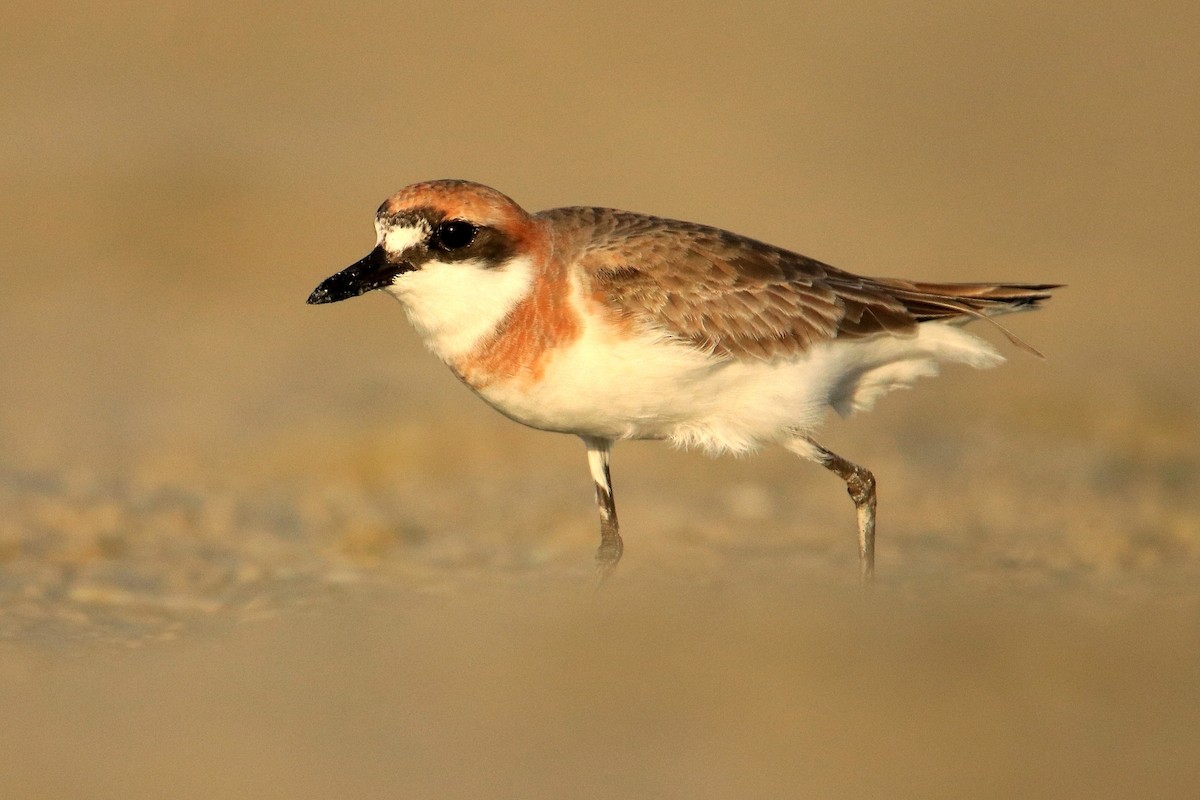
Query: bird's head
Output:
[[306, 179, 538, 306], [307, 180, 556, 366]]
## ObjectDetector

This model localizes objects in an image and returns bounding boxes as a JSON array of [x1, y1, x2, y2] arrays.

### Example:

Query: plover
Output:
[[308, 180, 1057, 580]]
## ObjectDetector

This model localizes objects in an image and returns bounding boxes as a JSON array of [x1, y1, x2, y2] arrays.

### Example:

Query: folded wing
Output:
[[555, 207, 1058, 361]]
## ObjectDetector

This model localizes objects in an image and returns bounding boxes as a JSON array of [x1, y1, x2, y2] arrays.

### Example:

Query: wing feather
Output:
[[546, 207, 1058, 361]]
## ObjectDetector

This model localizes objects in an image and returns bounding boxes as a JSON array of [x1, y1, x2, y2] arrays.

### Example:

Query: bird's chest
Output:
[[449, 277, 582, 391], [461, 320, 722, 439]]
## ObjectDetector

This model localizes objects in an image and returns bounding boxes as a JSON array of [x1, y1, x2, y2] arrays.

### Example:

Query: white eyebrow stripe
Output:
[[377, 221, 428, 255]]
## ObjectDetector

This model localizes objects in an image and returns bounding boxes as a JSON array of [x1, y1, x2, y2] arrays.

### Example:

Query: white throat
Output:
[[384, 255, 535, 363]]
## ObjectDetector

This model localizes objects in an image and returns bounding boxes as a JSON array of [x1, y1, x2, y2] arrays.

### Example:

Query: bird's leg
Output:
[[791, 437, 877, 581], [582, 436, 622, 580]]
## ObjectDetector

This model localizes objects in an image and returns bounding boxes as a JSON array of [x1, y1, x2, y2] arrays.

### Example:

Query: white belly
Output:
[[467, 316, 1003, 456]]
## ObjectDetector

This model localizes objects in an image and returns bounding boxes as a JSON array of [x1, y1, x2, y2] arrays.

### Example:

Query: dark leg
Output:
[[581, 436, 622, 580], [789, 437, 877, 581]]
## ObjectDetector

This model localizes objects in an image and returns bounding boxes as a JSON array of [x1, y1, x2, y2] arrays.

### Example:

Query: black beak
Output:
[[307, 246, 407, 305]]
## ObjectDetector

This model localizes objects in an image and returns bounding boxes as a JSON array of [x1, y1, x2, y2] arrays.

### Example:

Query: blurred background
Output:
[[1, 1, 1197, 797]]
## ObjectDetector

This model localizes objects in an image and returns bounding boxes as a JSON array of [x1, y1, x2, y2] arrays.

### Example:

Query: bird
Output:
[[308, 179, 1057, 581]]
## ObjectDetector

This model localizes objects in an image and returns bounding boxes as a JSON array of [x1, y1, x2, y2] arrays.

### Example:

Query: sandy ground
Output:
[[1, 2, 1198, 797]]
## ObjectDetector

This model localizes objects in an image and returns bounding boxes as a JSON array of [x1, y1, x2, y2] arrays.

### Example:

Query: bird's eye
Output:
[[432, 221, 478, 251]]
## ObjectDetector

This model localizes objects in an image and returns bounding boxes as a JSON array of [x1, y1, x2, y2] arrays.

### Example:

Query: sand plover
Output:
[[308, 180, 1057, 580]]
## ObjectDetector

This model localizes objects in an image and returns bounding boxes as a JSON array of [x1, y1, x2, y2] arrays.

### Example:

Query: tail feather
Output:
[[870, 280, 1062, 358], [878, 280, 1060, 320]]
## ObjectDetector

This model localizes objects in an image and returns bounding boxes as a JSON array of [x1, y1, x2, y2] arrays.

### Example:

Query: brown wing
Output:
[[547, 207, 1057, 361]]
